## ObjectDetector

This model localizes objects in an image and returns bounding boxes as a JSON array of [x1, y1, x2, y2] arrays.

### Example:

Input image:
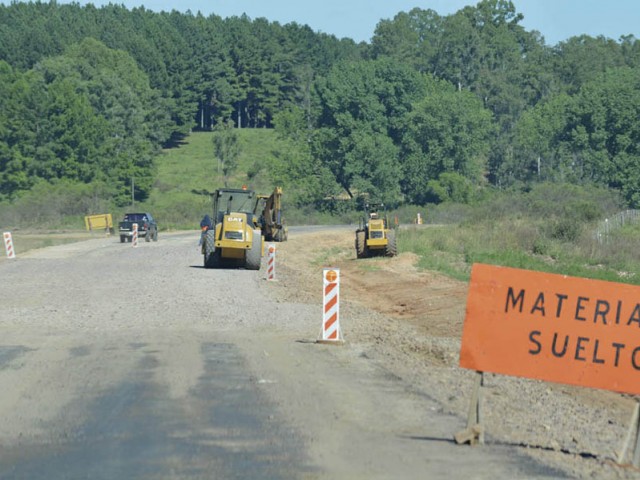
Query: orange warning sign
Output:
[[460, 263, 640, 395], [325, 270, 338, 283]]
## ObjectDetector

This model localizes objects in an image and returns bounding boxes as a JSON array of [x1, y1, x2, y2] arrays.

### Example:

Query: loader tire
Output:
[[120, 235, 125, 243], [355, 230, 367, 258], [204, 230, 220, 268], [245, 230, 262, 270], [145, 231, 151, 242], [385, 230, 398, 257]]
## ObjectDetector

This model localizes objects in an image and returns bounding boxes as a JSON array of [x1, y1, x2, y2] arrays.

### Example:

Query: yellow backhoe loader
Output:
[[256, 186, 288, 242]]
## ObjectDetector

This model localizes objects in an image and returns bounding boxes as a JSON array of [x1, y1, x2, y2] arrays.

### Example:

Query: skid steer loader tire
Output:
[[204, 230, 220, 268], [355, 230, 367, 258], [245, 230, 262, 270], [385, 230, 398, 257]]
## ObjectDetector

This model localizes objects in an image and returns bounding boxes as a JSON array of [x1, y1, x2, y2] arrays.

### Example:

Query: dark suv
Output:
[[118, 212, 158, 243]]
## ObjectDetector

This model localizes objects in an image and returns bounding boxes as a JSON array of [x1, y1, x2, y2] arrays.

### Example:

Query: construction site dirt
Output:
[[267, 226, 640, 479], [0, 226, 639, 479]]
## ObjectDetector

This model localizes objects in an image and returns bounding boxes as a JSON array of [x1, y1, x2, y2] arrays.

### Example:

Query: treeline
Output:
[[0, 1, 359, 204], [280, 2, 640, 207], [1, 0, 640, 209]]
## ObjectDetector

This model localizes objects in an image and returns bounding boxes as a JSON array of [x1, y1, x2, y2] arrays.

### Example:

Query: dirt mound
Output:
[[273, 227, 466, 337], [340, 251, 466, 338]]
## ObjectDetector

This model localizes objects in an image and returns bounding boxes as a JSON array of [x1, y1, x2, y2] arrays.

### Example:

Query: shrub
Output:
[[548, 218, 581, 241], [532, 237, 549, 255], [0, 180, 115, 229], [425, 172, 473, 204]]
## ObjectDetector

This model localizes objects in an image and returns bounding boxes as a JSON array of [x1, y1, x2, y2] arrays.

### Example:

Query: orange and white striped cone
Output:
[[318, 268, 343, 344], [266, 243, 276, 281], [132, 223, 139, 248], [3, 232, 16, 259]]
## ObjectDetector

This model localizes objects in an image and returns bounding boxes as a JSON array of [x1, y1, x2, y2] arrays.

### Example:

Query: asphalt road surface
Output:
[[0, 231, 567, 479]]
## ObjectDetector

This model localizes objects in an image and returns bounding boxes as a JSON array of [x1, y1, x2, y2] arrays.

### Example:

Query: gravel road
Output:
[[0, 229, 638, 479]]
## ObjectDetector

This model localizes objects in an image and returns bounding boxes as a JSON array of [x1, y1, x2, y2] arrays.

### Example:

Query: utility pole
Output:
[[131, 177, 135, 208]]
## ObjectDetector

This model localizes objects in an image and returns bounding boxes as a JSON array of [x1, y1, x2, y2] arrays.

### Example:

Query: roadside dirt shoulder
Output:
[[266, 227, 640, 480]]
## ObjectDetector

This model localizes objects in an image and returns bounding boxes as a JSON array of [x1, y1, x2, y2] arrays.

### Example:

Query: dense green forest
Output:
[[1, 0, 640, 211]]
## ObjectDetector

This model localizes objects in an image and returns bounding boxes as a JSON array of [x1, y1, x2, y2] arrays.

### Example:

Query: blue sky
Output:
[[51, 0, 639, 45]]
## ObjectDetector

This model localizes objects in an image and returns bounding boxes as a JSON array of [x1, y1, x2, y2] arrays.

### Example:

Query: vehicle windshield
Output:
[[215, 190, 255, 215], [124, 213, 148, 223]]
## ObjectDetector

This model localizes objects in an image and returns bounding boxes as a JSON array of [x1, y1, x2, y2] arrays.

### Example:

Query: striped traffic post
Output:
[[3, 232, 16, 259], [132, 223, 139, 247], [318, 268, 343, 344], [266, 243, 276, 281]]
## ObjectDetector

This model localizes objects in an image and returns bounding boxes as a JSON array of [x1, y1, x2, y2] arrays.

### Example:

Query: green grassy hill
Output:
[[146, 129, 289, 229]]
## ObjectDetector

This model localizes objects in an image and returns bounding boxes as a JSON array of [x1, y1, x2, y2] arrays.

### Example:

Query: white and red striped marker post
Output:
[[319, 268, 343, 344], [266, 243, 276, 281], [132, 223, 139, 247], [3, 232, 16, 259]]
